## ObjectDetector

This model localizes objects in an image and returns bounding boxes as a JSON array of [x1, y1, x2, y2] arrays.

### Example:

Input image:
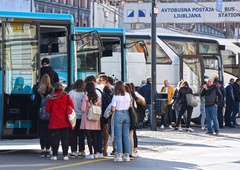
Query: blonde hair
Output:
[[38, 74, 52, 94]]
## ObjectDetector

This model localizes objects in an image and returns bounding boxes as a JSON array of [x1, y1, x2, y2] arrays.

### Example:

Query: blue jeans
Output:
[[205, 106, 219, 133], [231, 101, 239, 125], [146, 104, 152, 127], [114, 110, 130, 154], [200, 106, 206, 128]]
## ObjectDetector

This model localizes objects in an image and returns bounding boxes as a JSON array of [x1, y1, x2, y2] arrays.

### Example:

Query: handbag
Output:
[[186, 93, 198, 107], [129, 106, 138, 129], [87, 102, 102, 121], [67, 105, 77, 130]]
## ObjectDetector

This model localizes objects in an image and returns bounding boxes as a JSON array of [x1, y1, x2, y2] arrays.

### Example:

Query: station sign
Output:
[[124, 2, 240, 23]]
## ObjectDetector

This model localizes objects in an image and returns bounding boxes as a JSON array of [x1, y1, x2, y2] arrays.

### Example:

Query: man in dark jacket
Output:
[[139, 77, 152, 127], [40, 58, 59, 86], [224, 78, 235, 128], [201, 78, 222, 135], [231, 78, 240, 126], [216, 81, 226, 128]]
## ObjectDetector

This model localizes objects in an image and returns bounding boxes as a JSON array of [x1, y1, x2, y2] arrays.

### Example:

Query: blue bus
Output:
[[74, 27, 126, 82], [0, 11, 102, 139]]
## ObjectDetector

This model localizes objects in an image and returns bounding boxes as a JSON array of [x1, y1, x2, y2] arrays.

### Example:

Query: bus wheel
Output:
[[191, 116, 201, 125]]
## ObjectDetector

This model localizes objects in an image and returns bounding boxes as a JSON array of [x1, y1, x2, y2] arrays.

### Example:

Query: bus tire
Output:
[[191, 116, 201, 125]]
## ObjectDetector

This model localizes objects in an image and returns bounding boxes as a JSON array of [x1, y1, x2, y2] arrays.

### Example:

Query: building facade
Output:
[[34, 0, 91, 27]]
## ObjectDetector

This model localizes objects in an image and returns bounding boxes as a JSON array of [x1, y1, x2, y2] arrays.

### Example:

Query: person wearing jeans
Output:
[[111, 81, 131, 162], [201, 79, 222, 135]]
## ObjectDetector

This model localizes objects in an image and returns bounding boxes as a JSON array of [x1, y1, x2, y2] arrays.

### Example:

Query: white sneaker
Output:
[[63, 156, 69, 160], [186, 128, 194, 132], [160, 125, 164, 129], [201, 127, 206, 130], [168, 125, 173, 129], [132, 151, 138, 157], [114, 154, 123, 162], [94, 153, 103, 159], [178, 128, 183, 132], [85, 154, 94, 159], [123, 154, 130, 162], [50, 156, 57, 160]]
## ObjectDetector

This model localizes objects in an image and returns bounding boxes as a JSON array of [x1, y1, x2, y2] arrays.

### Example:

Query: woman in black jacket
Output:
[[175, 81, 194, 132]]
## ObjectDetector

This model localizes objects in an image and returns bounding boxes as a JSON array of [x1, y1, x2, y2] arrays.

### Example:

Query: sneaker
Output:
[[85, 154, 94, 159], [50, 156, 57, 161], [174, 127, 178, 130], [132, 151, 138, 157], [129, 154, 134, 160], [114, 154, 123, 162], [186, 128, 194, 132], [39, 151, 45, 158], [205, 131, 213, 135], [78, 151, 85, 158], [160, 125, 164, 129], [123, 154, 130, 162], [110, 149, 117, 156], [178, 128, 183, 132], [103, 151, 108, 156], [168, 125, 173, 129], [94, 153, 103, 159], [215, 132, 220, 136], [45, 151, 51, 157], [201, 127, 206, 130], [63, 156, 69, 160], [69, 152, 78, 158]]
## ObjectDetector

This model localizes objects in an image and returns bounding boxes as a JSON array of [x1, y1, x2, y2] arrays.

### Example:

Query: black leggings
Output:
[[69, 119, 85, 152], [51, 128, 69, 156], [176, 103, 193, 128], [39, 125, 51, 150], [85, 130, 97, 154], [133, 129, 138, 148]]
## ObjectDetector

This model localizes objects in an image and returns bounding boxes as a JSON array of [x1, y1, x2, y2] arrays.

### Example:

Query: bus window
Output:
[[163, 40, 196, 55], [203, 57, 220, 81], [199, 42, 218, 54], [126, 39, 171, 64]]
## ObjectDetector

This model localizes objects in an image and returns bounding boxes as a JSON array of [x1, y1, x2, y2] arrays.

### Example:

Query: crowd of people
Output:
[[34, 58, 239, 162]]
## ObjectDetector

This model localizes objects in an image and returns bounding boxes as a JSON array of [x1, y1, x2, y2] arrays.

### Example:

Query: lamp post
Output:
[[150, 0, 158, 131], [77, 0, 80, 26]]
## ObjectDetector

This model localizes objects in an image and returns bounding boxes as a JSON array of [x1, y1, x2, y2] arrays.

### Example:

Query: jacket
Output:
[[225, 83, 234, 103], [201, 85, 222, 107], [139, 83, 151, 104], [232, 82, 240, 102], [46, 90, 74, 129], [40, 66, 59, 86], [161, 85, 174, 105], [178, 86, 193, 105]]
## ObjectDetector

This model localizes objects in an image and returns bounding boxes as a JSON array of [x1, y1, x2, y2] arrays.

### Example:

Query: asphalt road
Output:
[[0, 120, 240, 170]]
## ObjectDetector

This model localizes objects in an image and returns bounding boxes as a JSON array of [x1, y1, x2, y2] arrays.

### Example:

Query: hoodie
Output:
[[46, 90, 74, 129], [40, 66, 59, 86]]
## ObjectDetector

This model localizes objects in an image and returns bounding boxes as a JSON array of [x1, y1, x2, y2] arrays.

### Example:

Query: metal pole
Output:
[[151, 0, 157, 131], [77, 0, 80, 27]]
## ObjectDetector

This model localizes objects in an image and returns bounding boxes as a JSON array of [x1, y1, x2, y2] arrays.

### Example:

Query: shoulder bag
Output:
[[186, 93, 198, 107]]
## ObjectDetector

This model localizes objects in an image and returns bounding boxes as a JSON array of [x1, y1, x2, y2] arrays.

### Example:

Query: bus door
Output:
[[1, 22, 39, 138], [202, 55, 223, 83], [74, 31, 103, 80]]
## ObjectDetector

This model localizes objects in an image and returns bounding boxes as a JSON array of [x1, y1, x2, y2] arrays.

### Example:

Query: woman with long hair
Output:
[[175, 81, 194, 132], [68, 79, 86, 158], [80, 82, 101, 159], [46, 82, 74, 161], [35, 74, 53, 158], [111, 81, 131, 162]]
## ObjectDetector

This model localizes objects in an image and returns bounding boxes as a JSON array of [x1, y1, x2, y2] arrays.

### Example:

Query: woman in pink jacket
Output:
[[80, 82, 101, 159], [45, 82, 74, 161]]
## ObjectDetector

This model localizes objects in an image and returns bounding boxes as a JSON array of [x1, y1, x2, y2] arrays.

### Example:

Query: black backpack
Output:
[[96, 88, 112, 122], [39, 93, 50, 121]]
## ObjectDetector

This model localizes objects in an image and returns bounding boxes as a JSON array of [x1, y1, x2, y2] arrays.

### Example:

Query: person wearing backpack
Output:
[[96, 74, 113, 156], [34, 74, 53, 158]]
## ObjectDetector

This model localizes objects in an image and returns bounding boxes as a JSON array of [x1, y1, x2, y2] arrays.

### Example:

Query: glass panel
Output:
[[199, 42, 218, 54], [203, 57, 220, 82], [182, 57, 201, 94], [40, 29, 68, 87], [163, 39, 196, 55], [75, 32, 101, 80], [221, 50, 236, 65], [4, 23, 38, 94], [126, 39, 171, 64]]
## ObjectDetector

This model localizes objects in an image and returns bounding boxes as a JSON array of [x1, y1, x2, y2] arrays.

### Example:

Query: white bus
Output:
[[125, 28, 224, 124]]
